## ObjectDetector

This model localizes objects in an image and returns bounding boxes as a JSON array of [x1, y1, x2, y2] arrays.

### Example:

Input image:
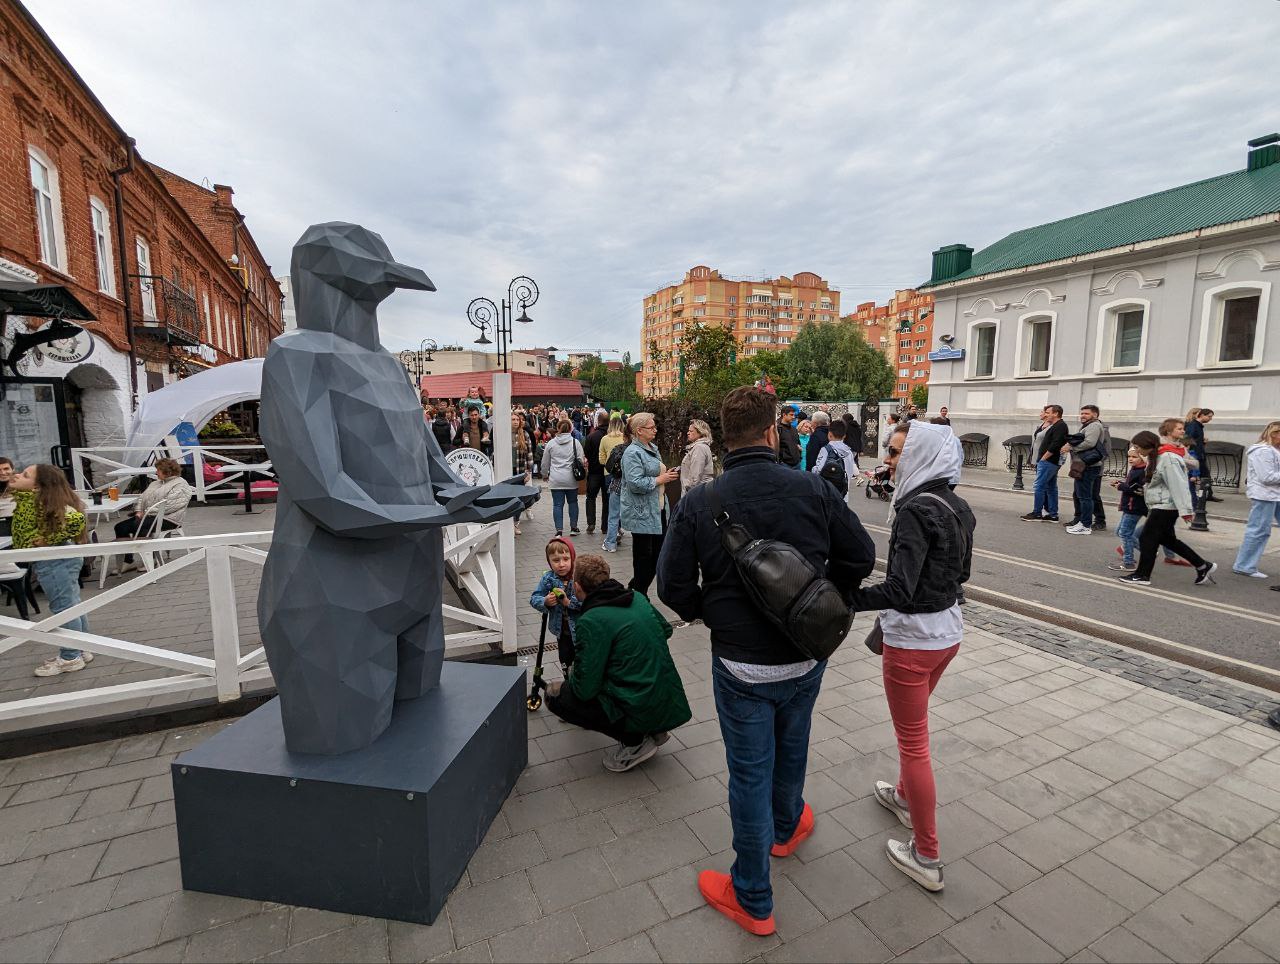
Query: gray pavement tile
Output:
[[932, 762, 996, 806], [1003, 734, 1069, 767], [488, 909, 586, 964], [261, 918, 390, 963], [66, 755, 173, 794], [829, 795, 902, 840], [1095, 778, 1176, 821], [638, 753, 698, 791], [1128, 766, 1198, 802], [940, 905, 1061, 963], [966, 843, 1042, 893], [0, 856, 38, 901], [768, 873, 827, 942], [891, 934, 967, 963], [672, 742, 727, 780], [536, 729, 616, 764], [288, 908, 354, 944], [1132, 810, 1234, 866], [20, 805, 152, 860], [932, 801, 1006, 860], [73, 780, 141, 822], [1210, 939, 1275, 964], [1215, 772, 1280, 814], [108, 732, 168, 766], [1093, 829, 1201, 893], [844, 830, 922, 892], [782, 848, 887, 919], [430, 940, 492, 963], [534, 812, 617, 861], [1, 743, 117, 787], [648, 905, 782, 962], [953, 788, 1036, 833], [503, 787, 578, 835], [1125, 887, 1247, 962], [480, 812, 511, 847], [0, 793, 88, 843], [94, 825, 177, 878], [643, 776, 726, 824], [998, 868, 1129, 956], [1240, 908, 1280, 959], [118, 938, 192, 962], [529, 847, 618, 915], [1062, 852, 1159, 913], [601, 821, 706, 887], [447, 871, 540, 948], [1184, 860, 1278, 925], [1261, 819, 1280, 849], [47, 893, 171, 963], [158, 891, 266, 942], [645, 851, 732, 919], [1220, 837, 1280, 889], [0, 877, 116, 940], [1029, 758, 1112, 801], [21, 841, 107, 897], [855, 883, 953, 954], [183, 908, 291, 963], [564, 770, 657, 814], [466, 829, 547, 884], [516, 760, 578, 797], [683, 805, 732, 855], [571, 880, 667, 951], [1066, 741, 1158, 783], [0, 924, 63, 964], [675, 720, 724, 749], [1087, 926, 1172, 963], [947, 718, 1020, 751], [989, 771, 1077, 819], [1002, 815, 1098, 873], [763, 912, 890, 963], [966, 747, 1036, 782], [1155, 748, 1240, 789], [1057, 795, 1138, 841], [8, 774, 76, 806], [1038, 724, 1095, 752], [571, 931, 662, 963], [790, 807, 857, 862], [600, 799, 657, 838], [107, 858, 181, 909], [930, 857, 1008, 923], [1172, 784, 1277, 842], [1193, 731, 1271, 767], [799, 769, 855, 814]]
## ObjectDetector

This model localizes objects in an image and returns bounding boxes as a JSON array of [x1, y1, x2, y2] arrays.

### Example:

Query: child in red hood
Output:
[[529, 536, 583, 669]]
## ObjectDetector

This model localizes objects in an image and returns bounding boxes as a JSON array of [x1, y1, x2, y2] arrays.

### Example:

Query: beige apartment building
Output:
[[641, 265, 840, 396], [406, 347, 550, 378]]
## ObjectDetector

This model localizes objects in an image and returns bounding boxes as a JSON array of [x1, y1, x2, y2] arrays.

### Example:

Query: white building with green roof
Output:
[[921, 133, 1280, 471]]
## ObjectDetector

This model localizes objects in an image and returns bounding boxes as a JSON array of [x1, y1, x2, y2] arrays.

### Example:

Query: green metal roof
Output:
[[923, 159, 1280, 288]]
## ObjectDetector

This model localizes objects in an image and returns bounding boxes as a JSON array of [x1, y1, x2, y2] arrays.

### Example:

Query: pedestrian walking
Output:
[[851, 420, 974, 892], [541, 420, 587, 536], [680, 420, 716, 495], [1118, 431, 1217, 586], [1108, 447, 1148, 571], [1021, 404, 1068, 522], [1232, 421, 1280, 579], [620, 412, 677, 596], [511, 415, 532, 535], [843, 412, 863, 469], [599, 415, 627, 553], [657, 386, 876, 935], [583, 411, 610, 536]]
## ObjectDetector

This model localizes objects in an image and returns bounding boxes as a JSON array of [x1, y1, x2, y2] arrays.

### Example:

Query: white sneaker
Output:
[[886, 837, 943, 891], [1065, 523, 1091, 535], [874, 780, 912, 828], [602, 737, 658, 772], [34, 656, 86, 677], [1234, 570, 1270, 579]]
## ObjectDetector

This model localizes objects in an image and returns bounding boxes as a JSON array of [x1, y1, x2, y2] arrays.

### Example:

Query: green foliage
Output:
[[199, 419, 242, 438], [783, 322, 894, 401], [556, 361, 574, 378], [910, 384, 929, 410], [643, 396, 723, 467], [673, 324, 746, 407], [577, 352, 642, 411]]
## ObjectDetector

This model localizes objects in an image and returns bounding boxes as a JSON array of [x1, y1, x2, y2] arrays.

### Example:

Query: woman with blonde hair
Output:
[[680, 419, 716, 496], [1233, 421, 1280, 578], [620, 412, 678, 595], [7, 465, 93, 677]]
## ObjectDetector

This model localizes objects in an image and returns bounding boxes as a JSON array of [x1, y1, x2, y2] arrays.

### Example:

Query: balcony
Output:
[[130, 274, 201, 346]]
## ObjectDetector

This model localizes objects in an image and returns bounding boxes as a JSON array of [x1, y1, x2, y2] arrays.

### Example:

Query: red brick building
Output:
[[0, 0, 281, 450], [844, 288, 936, 404]]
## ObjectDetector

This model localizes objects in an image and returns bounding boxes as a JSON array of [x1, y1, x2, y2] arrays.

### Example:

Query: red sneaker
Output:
[[770, 803, 814, 857], [1115, 545, 1123, 557], [1164, 557, 1193, 568], [697, 870, 776, 936]]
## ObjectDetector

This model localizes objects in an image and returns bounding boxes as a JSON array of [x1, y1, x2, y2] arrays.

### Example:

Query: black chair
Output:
[[1, 565, 40, 621]]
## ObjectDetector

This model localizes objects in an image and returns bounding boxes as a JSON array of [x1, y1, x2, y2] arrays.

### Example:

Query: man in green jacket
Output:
[[546, 553, 691, 772]]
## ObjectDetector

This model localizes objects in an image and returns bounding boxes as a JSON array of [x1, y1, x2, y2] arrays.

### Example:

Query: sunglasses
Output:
[[886, 445, 901, 458]]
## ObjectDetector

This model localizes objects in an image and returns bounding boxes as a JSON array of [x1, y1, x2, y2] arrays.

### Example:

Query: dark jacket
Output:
[[569, 579, 691, 734], [584, 426, 607, 475], [1117, 465, 1148, 516], [1184, 419, 1206, 465], [850, 480, 974, 615], [844, 417, 863, 455], [805, 424, 831, 473], [431, 416, 454, 452], [777, 420, 801, 467], [1035, 420, 1069, 465], [657, 446, 877, 664]]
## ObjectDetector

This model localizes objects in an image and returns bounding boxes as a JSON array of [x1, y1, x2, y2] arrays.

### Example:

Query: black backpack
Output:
[[705, 479, 853, 661], [605, 441, 628, 479], [818, 444, 848, 495]]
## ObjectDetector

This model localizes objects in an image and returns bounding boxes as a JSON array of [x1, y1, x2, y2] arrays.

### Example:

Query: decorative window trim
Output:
[[88, 196, 114, 295], [28, 145, 68, 273], [1197, 281, 1270, 370], [1196, 248, 1280, 280], [965, 318, 999, 380], [1090, 268, 1164, 296], [962, 296, 1009, 317], [1008, 286, 1066, 309], [1093, 298, 1150, 375], [1014, 311, 1056, 379]]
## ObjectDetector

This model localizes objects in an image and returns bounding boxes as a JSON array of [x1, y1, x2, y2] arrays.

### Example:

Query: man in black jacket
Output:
[[657, 386, 876, 936], [776, 406, 801, 468], [843, 412, 863, 465], [804, 410, 831, 473], [583, 412, 609, 534], [1022, 404, 1068, 522]]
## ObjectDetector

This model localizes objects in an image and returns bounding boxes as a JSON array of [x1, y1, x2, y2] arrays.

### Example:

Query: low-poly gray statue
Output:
[[258, 222, 538, 756]]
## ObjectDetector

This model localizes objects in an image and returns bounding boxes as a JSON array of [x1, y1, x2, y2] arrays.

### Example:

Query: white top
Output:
[[812, 439, 856, 481], [879, 603, 964, 651], [719, 656, 816, 683]]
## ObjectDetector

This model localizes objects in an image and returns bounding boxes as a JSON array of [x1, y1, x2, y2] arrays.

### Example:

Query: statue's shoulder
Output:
[[266, 330, 348, 357]]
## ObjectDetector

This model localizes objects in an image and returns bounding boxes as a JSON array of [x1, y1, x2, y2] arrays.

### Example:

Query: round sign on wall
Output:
[[38, 328, 95, 364], [445, 448, 494, 487]]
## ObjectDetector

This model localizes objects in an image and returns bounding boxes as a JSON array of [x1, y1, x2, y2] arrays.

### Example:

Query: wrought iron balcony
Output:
[[130, 274, 201, 346]]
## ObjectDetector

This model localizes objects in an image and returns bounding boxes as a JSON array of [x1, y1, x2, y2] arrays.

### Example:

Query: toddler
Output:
[[529, 536, 583, 669], [1109, 448, 1147, 571]]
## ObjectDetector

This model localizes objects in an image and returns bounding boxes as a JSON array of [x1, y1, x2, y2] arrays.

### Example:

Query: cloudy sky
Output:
[[25, 0, 1280, 359]]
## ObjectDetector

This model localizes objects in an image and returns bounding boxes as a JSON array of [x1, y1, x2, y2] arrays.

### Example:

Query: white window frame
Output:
[[28, 146, 67, 272], [1093, 298, 1149, 374], [1198, 281, 1270, 370], [965, 318, 999, 380], [135, 237, 156, 320], [1014, 311, 1056, 378], [88, 196, 114, 295]]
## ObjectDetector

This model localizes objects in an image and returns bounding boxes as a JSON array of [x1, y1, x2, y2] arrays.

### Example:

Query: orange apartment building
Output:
[[641, 265, 839, 396], [845, 288, 935, 403]]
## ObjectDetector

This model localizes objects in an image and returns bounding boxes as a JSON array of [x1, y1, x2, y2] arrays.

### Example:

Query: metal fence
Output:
[[959, 433, 989, 468]]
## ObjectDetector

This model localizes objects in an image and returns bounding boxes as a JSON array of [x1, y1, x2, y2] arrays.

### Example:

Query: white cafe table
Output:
[[77, 494, 139, 540]]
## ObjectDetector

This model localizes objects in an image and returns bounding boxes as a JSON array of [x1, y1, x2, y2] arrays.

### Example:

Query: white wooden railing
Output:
[[0, 520, 516, 727], [71, 444, 274, 503]]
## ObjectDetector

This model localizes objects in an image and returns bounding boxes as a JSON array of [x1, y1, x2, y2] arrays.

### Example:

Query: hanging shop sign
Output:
[[445, 448, 494, 487]]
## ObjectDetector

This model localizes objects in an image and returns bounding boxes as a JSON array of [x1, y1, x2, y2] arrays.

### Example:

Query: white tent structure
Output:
[[124, 358, 264, 462]]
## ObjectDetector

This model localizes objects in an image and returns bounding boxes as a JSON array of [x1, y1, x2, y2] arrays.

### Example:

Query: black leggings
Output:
[[585, 473, 609, 529], [629, 531, 665, 597], [1134, 509, 1206, 579], [546, 685, 645, 747]]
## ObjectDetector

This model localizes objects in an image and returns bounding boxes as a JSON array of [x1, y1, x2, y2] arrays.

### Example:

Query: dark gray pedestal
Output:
[[172, 663, 526, 924]]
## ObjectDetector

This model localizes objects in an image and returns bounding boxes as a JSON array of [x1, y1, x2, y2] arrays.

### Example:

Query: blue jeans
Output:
[[1032, 459, 1060, 518], [1074, 465, 1102, 526], [551, 488, 579, 533], [603, 480, 622, 550], [1116, 512, 1142, 566], [1234, 499, 1280, 574], [31, 555, 85, 660], [712, 658, 825, 919]]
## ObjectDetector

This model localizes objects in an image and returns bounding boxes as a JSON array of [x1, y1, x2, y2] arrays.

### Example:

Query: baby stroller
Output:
[[859, 464, 894, 502]]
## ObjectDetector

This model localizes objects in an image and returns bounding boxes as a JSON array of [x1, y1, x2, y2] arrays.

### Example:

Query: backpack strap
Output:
[[705, 476, 729, 528]]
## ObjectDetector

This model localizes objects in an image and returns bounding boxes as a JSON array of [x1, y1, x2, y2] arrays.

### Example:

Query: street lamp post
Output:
[[466, 276, 539, 373]]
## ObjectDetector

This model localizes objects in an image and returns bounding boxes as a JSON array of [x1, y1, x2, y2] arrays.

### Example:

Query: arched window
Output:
[[1094, 299, 1148, 373], [1198, 282, 1270, 368]]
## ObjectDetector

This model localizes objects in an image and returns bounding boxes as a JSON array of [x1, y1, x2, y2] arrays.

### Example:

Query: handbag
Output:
[[863, 615, 884, 655], [1068, 455, 1085, 480], [571, 440, 587, 481], [705, 479, 853, 661]]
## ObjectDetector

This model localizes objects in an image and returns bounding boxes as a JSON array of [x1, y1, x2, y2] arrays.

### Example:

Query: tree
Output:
[[672, 323, 747, 407], [556, 361, 574, 378], [783, 322, 894, 401], [738, 350, 789, 395], [578, 353, 641, 411], [910, 384, 929, 410]]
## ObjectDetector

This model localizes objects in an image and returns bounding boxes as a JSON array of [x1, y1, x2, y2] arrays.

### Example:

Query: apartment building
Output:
[[640, 265, 839, 396], [844, 289, 936, 402]]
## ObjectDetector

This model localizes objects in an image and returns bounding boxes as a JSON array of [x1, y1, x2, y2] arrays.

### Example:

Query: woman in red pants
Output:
[[851, 420, 975, 891]]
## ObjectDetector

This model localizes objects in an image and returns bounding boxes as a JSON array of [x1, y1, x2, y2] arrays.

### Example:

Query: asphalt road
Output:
[[847, 478, 1280, 688]]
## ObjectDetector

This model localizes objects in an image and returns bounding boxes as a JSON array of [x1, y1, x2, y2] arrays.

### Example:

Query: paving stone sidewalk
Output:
[[1, 489, 1279, 963]]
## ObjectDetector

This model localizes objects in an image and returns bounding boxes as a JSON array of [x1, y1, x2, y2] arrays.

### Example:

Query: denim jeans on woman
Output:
[[602, 479, 623, 550], [712, 659, 825, 920], [551, 489, 579, 533], [1234, 499, 1280, 575], [32, 552, 85, 660], [1032, 459, 1060, 518]]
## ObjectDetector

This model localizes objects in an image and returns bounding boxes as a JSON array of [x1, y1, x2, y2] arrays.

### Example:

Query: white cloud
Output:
[[25, 0, 1280, 359]]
